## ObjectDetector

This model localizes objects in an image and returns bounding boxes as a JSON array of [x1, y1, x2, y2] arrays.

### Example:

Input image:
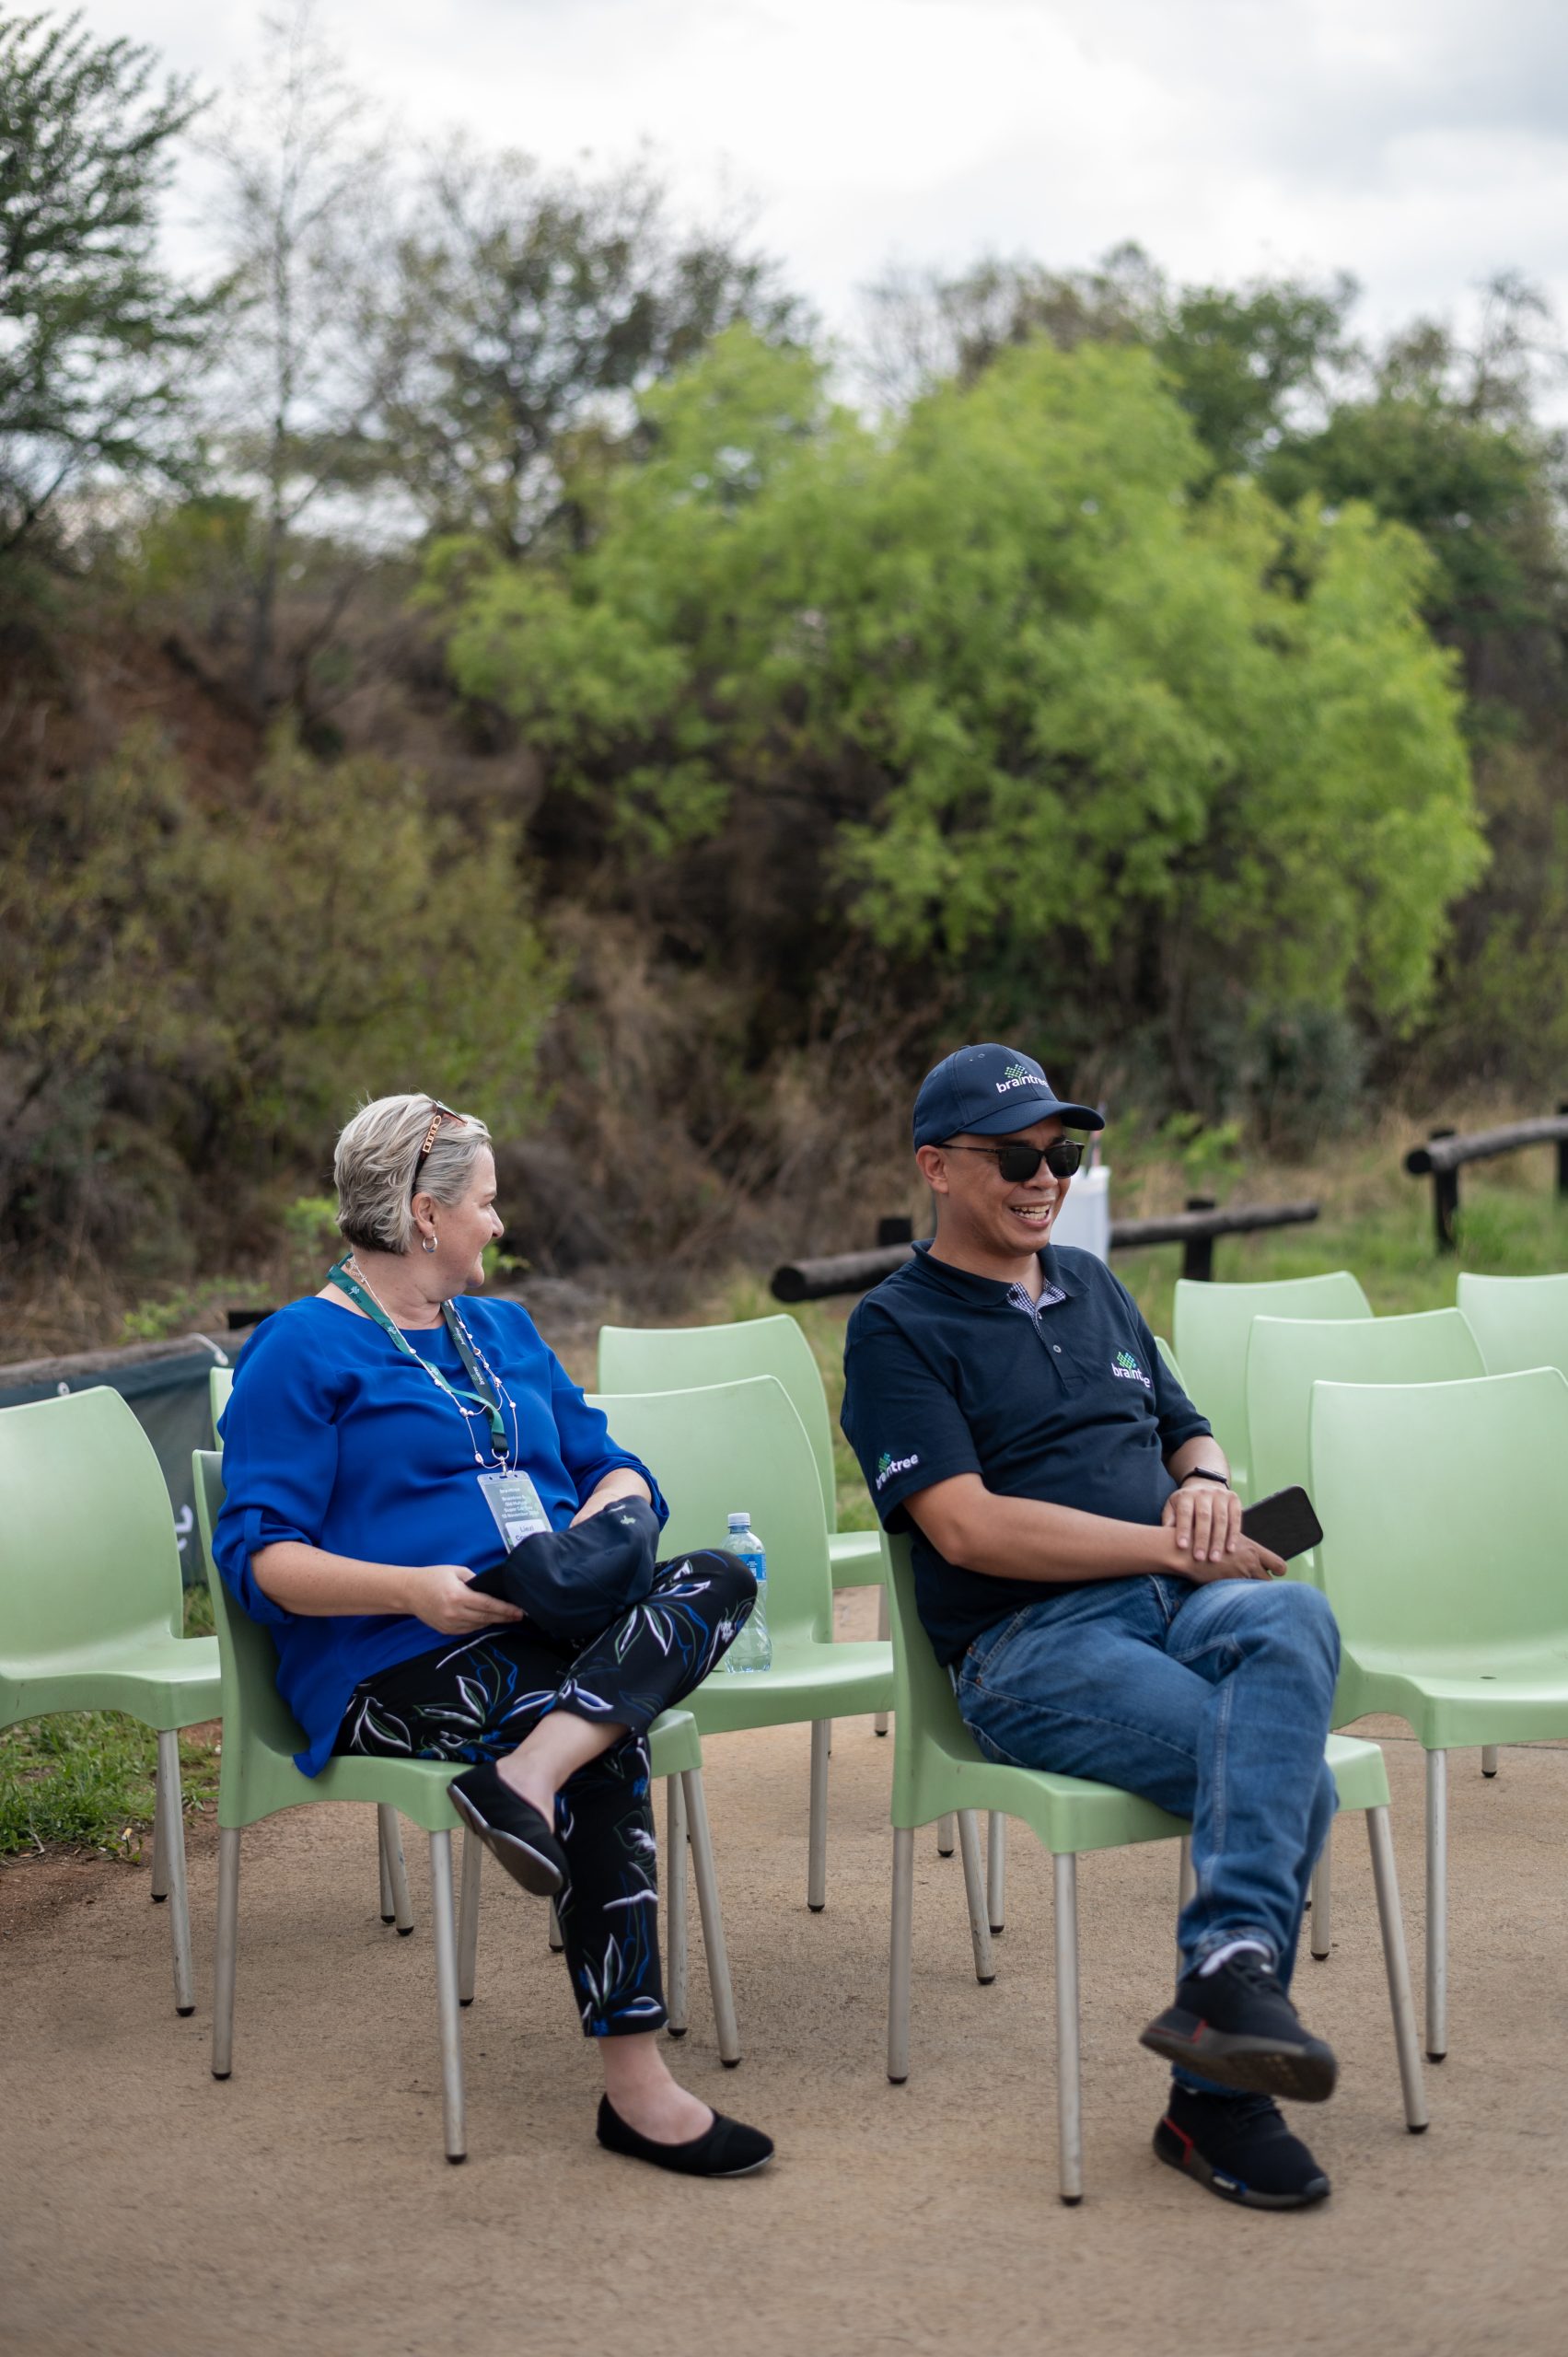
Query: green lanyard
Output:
[[327, 1257, 509, 1461]]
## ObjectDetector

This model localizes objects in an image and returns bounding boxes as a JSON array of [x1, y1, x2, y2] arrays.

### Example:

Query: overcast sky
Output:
[[93, 0, 1568, 354]]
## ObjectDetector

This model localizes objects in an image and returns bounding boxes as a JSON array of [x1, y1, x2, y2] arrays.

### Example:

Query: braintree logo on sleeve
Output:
[[1110, 1349, 1152, 1390], [876, 1449, 921, 1490], [995, 1061, 1039, 1096]]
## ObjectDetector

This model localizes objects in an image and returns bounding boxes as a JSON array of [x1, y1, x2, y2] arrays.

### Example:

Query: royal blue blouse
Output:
[[213, 1294, 666, 1774]]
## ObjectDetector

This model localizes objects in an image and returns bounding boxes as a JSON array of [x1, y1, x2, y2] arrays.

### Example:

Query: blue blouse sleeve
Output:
[[213, 1313, 343, 1624], [547, 1348, 668, 1527]]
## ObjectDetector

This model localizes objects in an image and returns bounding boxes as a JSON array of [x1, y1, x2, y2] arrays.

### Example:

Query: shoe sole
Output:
[[449, 1783, 564, 1898], [1140, 2014, 1337, 2103], [598, 2138, 774, 2178], [1154, 2123, 1330, 2211]]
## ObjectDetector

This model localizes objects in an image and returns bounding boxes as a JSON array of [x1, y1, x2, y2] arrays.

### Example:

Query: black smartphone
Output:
[[1240, 1485, 1324, 1562]]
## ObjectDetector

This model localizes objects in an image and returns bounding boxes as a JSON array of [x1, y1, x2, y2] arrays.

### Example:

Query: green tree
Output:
[[0, 8, 206, 556], [434, 331, 1483, 1109], [370, 149, 811, 555]]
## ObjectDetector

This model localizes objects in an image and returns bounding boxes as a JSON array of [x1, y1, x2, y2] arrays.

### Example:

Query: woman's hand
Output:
[[1163, 1477, 1245, 1566], [404, 1564, 526, 1634]]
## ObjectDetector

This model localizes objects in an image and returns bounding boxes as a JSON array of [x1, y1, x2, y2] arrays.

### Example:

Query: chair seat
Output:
[[1341, 1651, 1568, 1748], [684, 1638, 893, 1734], [0, 1631, 221, 1731], [829, 1528, 886, 1586], [1321, 1730, 1390, 1814]]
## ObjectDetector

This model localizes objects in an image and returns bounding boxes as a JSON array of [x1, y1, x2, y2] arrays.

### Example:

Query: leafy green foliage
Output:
[[0, 723, 559, 1270], [0, 10, 207, 553], [436, 331, 1482, 1101]]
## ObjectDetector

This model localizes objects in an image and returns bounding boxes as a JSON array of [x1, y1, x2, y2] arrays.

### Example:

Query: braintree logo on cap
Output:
[[996, 1061, 1039, 1096]]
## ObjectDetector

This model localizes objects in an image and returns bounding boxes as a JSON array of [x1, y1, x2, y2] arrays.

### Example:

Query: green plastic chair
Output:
[[209, 1364, 233, 1434], [598, 1317, 887, 1587], [1309, 1367, 1568, 2062], [882, 1535, 1427, 2202], [586, 1376, 893, 1913], [193, 1453, 741, 2161], [1457, 1271, 1568, 1380], [0, 1389, 221, 2016], [1248, 1309, 1485, 1520], [1172, 1271, 1372, 1498]]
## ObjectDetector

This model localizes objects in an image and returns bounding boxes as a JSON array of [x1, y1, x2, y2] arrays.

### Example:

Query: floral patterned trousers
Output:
[[333, 1550, 755, 2037]]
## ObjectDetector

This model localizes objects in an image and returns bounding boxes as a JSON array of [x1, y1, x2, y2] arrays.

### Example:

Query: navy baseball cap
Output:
[[912, 1044, 1105, 1150]]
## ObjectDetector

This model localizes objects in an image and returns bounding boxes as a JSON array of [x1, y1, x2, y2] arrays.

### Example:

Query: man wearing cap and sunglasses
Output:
[[842, 1045, 1342, 2211]]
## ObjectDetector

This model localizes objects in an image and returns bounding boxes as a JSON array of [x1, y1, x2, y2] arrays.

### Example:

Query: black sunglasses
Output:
[[944, 1138, 1085, 1184]]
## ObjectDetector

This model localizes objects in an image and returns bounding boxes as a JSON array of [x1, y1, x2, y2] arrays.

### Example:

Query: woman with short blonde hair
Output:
[[213, 1092, 772, 2177]]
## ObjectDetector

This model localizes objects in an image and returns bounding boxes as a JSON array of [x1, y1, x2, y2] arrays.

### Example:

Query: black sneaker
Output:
[[1139, 1950, 1338, 2101], [1155, 2088, 1330, 2210], [449, 1761, 566, 1898]]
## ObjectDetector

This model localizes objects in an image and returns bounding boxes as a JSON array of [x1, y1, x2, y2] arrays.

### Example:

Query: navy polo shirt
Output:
[[841, 1243, 1212, 1665]]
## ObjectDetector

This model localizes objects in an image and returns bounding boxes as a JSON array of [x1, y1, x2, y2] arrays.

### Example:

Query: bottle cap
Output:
[[727, 1512, 749, 1529]]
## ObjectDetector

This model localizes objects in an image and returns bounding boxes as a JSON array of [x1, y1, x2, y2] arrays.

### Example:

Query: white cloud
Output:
[[84, 0, 1568, 347]]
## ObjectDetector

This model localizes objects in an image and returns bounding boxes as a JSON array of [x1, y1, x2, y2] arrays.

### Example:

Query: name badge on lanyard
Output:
[[477, 1468, 551, 1550]]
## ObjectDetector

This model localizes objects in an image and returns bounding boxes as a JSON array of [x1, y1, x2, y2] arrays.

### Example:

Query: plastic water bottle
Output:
[[722, 1511, 772, 1671]]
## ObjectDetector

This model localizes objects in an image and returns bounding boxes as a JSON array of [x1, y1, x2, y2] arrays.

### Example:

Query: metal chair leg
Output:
[[150, 1744, 170, 1901], [1481, 1745, 1499, 1779], [212, 1826, 241, 2080], [1425, 1749, 1448, 2061], [1178, 1832, 1196, 1915], [428, 1829, 466, 2163], [1310, 1822, 1333, 1960], [1365, 1805, 1429, 2132], [682, 1768, 740, 2066], [665, 1773, 690, 2037], [986, 1811, 1006, 1933], [377, 1812, 395, 1924], [936, 1814, 956, 1857], [155, 1731, 194, 2015], [888, 1825, 915, 2084], [379, 1805, 413, 1935], [457, 1826, 482, 2006], [873, 1582, 890, 1736], [807, 1718, 830, 1912], [957, 1811, 995, 1983], [1053, 1852, 1084, 2206]]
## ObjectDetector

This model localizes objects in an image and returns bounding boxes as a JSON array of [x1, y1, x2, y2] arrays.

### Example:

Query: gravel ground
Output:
[[3, 1591, 1564, 2357]]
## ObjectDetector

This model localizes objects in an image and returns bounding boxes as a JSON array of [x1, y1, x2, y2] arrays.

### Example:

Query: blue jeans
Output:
[[956, 1573, 1340, 1991]]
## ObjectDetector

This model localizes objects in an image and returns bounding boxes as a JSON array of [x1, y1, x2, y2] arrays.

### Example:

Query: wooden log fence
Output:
[[1404, 1104, 1568, 1251], [772, 1196, 1320, 1303]]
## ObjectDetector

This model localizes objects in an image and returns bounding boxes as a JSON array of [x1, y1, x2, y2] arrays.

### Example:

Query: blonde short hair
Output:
[[333, 1093, 493, 1256]]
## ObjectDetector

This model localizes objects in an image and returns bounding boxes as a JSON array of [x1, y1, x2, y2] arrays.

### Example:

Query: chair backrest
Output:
[[1247, 1308, 1485, 1503], [585, 1376, 833, 1643], [193, 1450, 308, 1761], [1172, 1271, 1373, 1486], [597, 1316, 840, 1533], [1457, 1271, 1568, 1380], [0, 1388, 184, 1667], [1154, 1334, 1186, 1387], [210, 1364, 233, 1441], [1308, 1367, 1568, 1657]]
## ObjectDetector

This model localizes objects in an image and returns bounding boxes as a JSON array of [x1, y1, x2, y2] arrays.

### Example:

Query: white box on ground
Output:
[[1051, 1165, 1110, 1261]]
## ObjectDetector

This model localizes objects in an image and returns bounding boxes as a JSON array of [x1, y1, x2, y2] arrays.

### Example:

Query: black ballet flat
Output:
[[449, 1762, 565, 1898], [596, 2094, 774, 2177]]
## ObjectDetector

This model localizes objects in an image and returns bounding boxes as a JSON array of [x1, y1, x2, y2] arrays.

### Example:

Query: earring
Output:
[[422, 1234, 437, 1255]]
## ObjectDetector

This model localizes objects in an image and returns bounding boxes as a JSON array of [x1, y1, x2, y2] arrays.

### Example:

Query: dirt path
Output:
[[4, 1607, 1564, 2357]]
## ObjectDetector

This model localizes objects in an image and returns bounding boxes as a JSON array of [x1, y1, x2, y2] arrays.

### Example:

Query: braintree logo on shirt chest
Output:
[[995, 1062, 1037, 1095], [877, 1449, 921, 1490], [1111, 1350, 1152, 1390]]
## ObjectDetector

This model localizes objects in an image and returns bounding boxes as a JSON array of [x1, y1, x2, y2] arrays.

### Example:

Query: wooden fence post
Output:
[[1427, 1127, 1459, 1251], [1181, 1198, 1216, 1283]]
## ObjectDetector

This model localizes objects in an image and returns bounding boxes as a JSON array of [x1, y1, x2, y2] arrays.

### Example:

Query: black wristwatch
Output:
[[1178, 1468, 1229, 1488]]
